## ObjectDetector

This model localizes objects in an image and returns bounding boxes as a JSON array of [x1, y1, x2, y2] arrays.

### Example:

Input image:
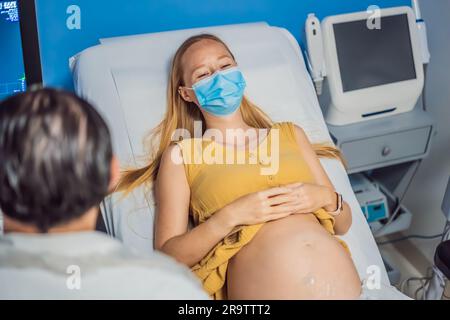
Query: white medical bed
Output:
[[70, 22, 410, 299]]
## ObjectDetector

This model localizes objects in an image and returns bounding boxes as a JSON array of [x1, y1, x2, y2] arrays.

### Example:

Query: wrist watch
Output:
[[327, 192, 343, 216]]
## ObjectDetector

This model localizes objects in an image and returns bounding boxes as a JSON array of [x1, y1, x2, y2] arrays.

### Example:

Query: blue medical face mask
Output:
[[189, 66, 246, 117]]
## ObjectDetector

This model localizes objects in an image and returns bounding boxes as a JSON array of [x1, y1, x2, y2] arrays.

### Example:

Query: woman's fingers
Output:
[[268, 203, 301, 215], [258, 201, 316, 223], [267, 193, 299, 206], [261, 186, 293, 198]]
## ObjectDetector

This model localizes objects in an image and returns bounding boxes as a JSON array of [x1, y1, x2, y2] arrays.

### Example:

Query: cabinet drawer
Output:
[[341, 126, 431, 170]]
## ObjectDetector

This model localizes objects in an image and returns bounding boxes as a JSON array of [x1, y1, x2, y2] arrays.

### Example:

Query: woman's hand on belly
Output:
[[221, 186, 315, 227], [284, 182, 336, 214], [284, 182, 353, 235]]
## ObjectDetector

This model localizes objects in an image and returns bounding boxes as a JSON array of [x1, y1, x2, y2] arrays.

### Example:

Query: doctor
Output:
[[0, 88, 208, 299]]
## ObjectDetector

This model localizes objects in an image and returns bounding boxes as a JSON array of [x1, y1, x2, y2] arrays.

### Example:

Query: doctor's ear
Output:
[[178, 87, 194, 103]]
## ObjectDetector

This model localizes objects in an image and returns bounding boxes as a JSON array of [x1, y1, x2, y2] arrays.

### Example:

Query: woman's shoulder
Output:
[[272, 121, 301, 130], [272, 121, 310, 145], [172, 137, 205, 149], [272, 121, 300, 136], [170, 138, 209, 166]]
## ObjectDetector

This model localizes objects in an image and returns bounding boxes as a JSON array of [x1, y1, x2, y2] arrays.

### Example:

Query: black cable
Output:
[[422, 64, 428, 111], [377, 233, 444, 246]]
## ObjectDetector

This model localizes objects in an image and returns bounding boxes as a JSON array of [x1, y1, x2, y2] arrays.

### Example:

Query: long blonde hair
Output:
[[116, 34, 346, 194]]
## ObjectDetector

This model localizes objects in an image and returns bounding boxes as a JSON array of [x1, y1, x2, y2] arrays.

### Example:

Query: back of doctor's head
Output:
[[0, 88, 112, 232]]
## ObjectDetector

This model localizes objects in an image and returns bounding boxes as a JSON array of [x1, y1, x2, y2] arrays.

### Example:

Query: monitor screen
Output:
[[0, 0, 26, 100], [333, 13, 416, 93]]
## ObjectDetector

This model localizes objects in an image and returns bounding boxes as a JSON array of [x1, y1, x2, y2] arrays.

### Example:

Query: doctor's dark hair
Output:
[[117, 33, 345, 194], [0, 88, 113, 232]]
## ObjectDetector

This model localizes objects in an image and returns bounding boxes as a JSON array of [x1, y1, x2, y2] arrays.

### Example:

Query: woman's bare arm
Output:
[[154, 144, 235, 267], [154, 143, 305, 266], [293, 125, 352, 235]]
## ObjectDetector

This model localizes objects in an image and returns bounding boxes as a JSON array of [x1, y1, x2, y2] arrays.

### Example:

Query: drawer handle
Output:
[[381, 146, 391, 157]]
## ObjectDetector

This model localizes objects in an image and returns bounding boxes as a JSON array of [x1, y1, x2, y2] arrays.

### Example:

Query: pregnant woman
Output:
[[117, 34, 362, 299]]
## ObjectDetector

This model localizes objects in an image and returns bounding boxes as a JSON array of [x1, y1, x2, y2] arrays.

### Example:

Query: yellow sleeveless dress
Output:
[[176, 122, 348, 299]]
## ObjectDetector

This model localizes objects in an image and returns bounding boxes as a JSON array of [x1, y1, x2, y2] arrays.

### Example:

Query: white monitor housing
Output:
[[322, 6, 424, 126]]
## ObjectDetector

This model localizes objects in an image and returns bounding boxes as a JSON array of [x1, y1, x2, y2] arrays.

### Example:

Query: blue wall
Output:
[[35, 0, 412, 90]]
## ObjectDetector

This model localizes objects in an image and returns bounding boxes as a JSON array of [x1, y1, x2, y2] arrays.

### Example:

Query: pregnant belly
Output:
[[227, 213, 362, 299]]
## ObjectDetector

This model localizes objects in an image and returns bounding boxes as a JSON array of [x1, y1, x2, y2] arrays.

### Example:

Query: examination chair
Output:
[[70, 22, 410, 299]]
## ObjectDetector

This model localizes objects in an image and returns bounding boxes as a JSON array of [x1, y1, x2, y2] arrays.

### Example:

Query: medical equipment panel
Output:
[[0, 0, 42, 100], [321, 6, 424, 125], [367, 179, 413, 237], [333, 14, 416, 93], [0, 0, 26, 100], [350, 174, 389, 223]]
